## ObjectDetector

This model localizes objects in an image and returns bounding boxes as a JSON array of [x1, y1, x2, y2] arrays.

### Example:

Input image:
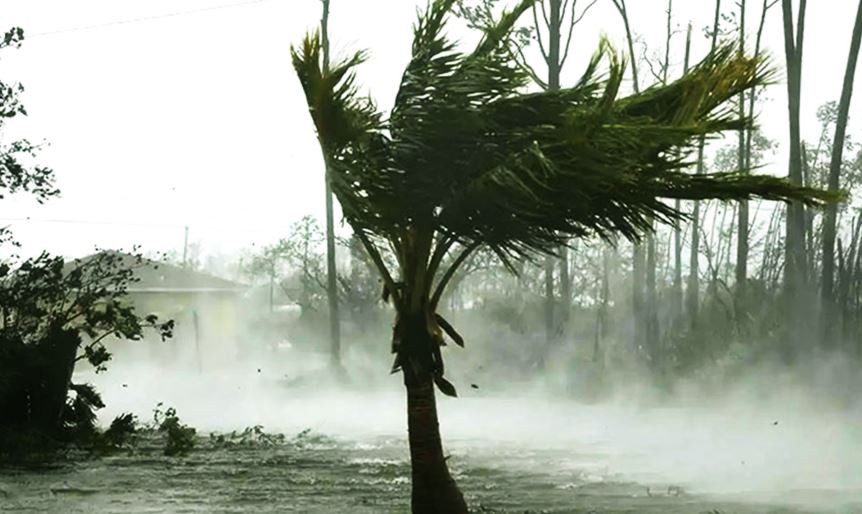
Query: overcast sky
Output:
[[2, 0, 860, 262]]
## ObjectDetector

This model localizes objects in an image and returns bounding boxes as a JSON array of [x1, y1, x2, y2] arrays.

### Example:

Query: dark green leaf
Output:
[[434, 374, 458, 397]]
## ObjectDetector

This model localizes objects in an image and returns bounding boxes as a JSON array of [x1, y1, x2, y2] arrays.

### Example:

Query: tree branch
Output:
[[514, 42, 550, 88], [409, 228, 435, 311], [560, 0, 572, 26], [572, 0, 598, 25], [640, 42, 664, 83], [532, 2, 550, 62], [426, 233, 456, 286], [539, 0, 551, 28], [612, 0, 640, 93], [430, 242, 481, 310], [745, 0, 775, 170], [355, 230, 401, 307], [796, 0, 806, 60], [560, 0, 599, 68], [663, 0, 672, 84]]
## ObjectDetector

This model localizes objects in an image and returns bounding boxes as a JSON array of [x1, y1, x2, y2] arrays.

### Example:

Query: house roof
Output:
[[68, 251, 247, 294]]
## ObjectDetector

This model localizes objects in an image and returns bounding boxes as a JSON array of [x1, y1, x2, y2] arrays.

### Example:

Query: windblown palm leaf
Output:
[[291, 0, 832, 390]]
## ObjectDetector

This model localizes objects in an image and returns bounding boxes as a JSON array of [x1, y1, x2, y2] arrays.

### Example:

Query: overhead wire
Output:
[[0, 217, 301, 234]]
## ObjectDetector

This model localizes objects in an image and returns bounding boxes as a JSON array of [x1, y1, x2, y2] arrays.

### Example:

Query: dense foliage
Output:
[[0, 27, 173, 463], [292, 0, 832, 395], [291, 1, 835, 511]]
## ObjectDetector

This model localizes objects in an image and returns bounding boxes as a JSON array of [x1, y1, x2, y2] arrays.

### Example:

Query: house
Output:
[[68, 251, 247, 371]]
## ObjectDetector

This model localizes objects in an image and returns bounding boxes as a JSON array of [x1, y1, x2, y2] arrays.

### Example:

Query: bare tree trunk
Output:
[[687, 149, 703, 327], [646, 0, 667, 357], [643, 0, 674, 369], [595, 245, 611, 363], [736, 0, 749, 292], [321, 0, 343, 372], [821, 0, 862, 347], [782, 0, 809, 360], [612, 0, 639, 90], [544, 255, 555, 346], [739, 0, 775, 321], [548, 0, 561, 87], [544, 0, 563, 347], [632, 243, 645, 352], [840, 215, 862, 343], [672, 22, 692, 325], [268, 271, 275, 313], [611, 0, 647, 355], [672, 208, 683, 320], [559, 246, 571, 333], [688, 0, 722, 328], [645, 235, 659, 364], [802, 142, 815, 269], [524, 0, 599, 351]]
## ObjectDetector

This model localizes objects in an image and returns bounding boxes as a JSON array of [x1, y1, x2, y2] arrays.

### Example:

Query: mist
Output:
[[59, 264, 862, 513], [3, 0, 862, 513]]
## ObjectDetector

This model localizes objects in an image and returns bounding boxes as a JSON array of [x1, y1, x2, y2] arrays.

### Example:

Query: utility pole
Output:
[[321, 0, 343, 374], [182, 225, 189, 268]]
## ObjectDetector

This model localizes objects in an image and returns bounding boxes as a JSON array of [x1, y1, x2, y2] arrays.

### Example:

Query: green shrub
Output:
[[152, 403, 196, 456]]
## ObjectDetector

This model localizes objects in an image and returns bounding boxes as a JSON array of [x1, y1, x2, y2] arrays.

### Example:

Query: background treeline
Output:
[[234, 0, 862, 398]]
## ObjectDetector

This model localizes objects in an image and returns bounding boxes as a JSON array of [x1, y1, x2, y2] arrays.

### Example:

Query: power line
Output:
[[0, 216, 300, 234], [0, 217, 182, 228], [30, 0, 281, 38]]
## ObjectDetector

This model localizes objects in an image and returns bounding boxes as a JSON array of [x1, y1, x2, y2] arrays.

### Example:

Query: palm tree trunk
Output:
[[403, 364, 466, 513], [393, 301, 467, 514]]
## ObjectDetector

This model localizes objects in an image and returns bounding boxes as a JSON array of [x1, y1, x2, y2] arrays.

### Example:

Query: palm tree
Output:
[[292, 1, 831, 511]]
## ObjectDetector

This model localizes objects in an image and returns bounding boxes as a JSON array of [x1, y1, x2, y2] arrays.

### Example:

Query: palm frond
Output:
[[290, 33, 380, 152], [433, 40, 817, 255], [292, 0, 835, 392], [473, 0, 536, 56], [293, 1, 833, 264], [291, 33, 405, 238]]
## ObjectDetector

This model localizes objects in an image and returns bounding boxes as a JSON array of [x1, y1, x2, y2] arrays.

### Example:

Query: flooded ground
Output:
[[2, 433, 854, 514], [2, 369, 861, 513]]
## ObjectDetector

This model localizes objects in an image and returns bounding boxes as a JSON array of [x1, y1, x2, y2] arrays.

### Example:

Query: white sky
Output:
[[1, 0, 860, 261]]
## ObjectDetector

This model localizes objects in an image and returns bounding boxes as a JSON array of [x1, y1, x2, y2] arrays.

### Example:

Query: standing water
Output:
[[1, 365, 861, 513]]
